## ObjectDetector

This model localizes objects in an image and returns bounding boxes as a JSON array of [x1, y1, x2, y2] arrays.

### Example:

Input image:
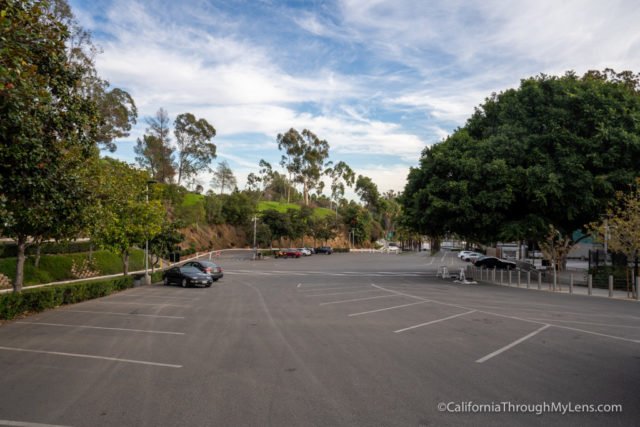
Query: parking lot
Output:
[[0, 252, 638, 426]]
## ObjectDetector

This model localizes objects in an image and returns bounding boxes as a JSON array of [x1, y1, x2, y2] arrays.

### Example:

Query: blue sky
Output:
[[69, 0, 640, 196]]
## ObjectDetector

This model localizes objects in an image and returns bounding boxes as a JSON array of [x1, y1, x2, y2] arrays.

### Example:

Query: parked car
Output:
[[163, 266, 214, 287], [387, 243, 401, 253], [315, 246, 333, 254], [457, 250, 474, 259], [182, 260, 223, 281], [462, 252, 484, 262], [275, 249, 302, 258], [473, 256, 516, 270], [297, 248, 312, 256]]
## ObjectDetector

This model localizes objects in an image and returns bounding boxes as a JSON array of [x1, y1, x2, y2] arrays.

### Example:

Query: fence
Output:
[[465, 265, 639, 300]]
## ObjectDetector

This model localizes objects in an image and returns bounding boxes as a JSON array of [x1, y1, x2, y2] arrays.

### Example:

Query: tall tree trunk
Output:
[[122, 250, 130, 275], [13, 236, 27, 292]]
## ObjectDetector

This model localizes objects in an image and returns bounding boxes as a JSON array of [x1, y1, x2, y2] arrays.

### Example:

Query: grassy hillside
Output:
[[257, 201, 334, 219], [182, 193, 205, 207]]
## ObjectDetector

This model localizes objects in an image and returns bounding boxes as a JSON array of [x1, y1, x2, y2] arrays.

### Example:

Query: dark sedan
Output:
[[182, 260, 223, 281], [315, 246, 333, 254], [163, 266, 214, 287], [473, 256, 516, 270]]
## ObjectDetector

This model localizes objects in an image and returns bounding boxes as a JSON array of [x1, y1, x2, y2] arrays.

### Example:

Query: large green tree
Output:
[[403, 70, 640, 268], [89, 158, 164, 275], [0, 0, 99, 291]]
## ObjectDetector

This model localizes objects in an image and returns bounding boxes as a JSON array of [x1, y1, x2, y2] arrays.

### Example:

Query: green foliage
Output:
[[1, 0, 103, 290], [340, 201, 373, 244], [258, 201, 301, 213], [277, 128, 330, 205], [221, 192, 256, 226], [0, 249, 145, 285], [0, 241, 93, 258], [175, 202, 205, 226], [0, 276, 135, 320], [89, 158, 165, 274], [257, 201, 332, 219], [174, 113, 216, 185], [135, 108, 176, 183], [211, 160, 237, 195], [203, 194, 225, 225], [355, 175, 381, 211], [182, 193, 205, 207], [160, 183, 188, 207], [261, 209, 292, 246], [403, 70, 640, 248]]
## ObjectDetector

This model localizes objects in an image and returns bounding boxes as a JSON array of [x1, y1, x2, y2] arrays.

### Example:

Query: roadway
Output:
[[0, 252, 638, 426]]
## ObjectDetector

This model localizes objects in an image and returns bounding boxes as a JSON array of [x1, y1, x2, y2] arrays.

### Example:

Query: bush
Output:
[[333, 247, 350, 253], [0, 276, 134, 320]]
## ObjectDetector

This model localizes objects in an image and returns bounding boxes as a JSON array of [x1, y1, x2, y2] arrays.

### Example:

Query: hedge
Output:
[[0, 276, 135, 320], [0, 249, 145, 286], [0, 241, 94, 258]]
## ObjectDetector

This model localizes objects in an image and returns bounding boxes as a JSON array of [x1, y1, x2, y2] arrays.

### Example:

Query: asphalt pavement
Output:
[[0, 251, 638, 427]]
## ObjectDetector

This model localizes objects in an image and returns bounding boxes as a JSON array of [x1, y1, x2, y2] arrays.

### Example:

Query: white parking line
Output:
[[319, 294, 401, 306], [550, 324, 640, 344], [0, 419, 72, 427], [0, 346, 182, 368], [349, 301, 430, 317], [299, 286, 374, 293], [115, 294, 195, 300], [62, 310, 185, 319], [305, 289, 382, 298], [297, 283, 302, 288], [476, 324, 551, 363], [95, 301, 190, 308], [524, 317, 640, 329], [16, 322, 185, 335], [394, 311, 476, 333]]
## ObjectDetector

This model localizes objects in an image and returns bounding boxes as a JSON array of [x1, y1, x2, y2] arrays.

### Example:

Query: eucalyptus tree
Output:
[[174, 113, 217, 186], [355, 175, 381, 211], [50, 0, 137, 153], [277, 128, 330, 205], [135, 108, 176, 183], [326, 161, 355, 216], [211, 161, 237, 195]]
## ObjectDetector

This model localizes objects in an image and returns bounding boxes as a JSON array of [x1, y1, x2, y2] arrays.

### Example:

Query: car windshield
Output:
[[179, 266, 202, 274]]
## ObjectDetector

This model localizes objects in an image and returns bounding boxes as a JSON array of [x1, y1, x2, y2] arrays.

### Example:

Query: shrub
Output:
[[0, 276, 134, 320]]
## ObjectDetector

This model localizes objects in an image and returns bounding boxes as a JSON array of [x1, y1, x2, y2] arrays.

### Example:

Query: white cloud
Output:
[[79, 0, 639, 197]]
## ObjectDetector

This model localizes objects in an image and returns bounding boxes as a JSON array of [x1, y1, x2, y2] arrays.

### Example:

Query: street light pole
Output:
[[253, 215, 258, 260], [144, 180, 156, 285], [144, 182, 150, 285]]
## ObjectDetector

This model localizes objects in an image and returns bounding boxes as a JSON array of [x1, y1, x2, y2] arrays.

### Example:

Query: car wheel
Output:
[[181, 278, 188, 288], [163, 277, 169, 286], [205, 283, 212, 288]]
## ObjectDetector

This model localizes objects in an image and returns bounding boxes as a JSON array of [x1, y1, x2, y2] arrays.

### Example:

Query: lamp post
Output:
[[144, 179, 157, 286], [253, 215, 258, 260]]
